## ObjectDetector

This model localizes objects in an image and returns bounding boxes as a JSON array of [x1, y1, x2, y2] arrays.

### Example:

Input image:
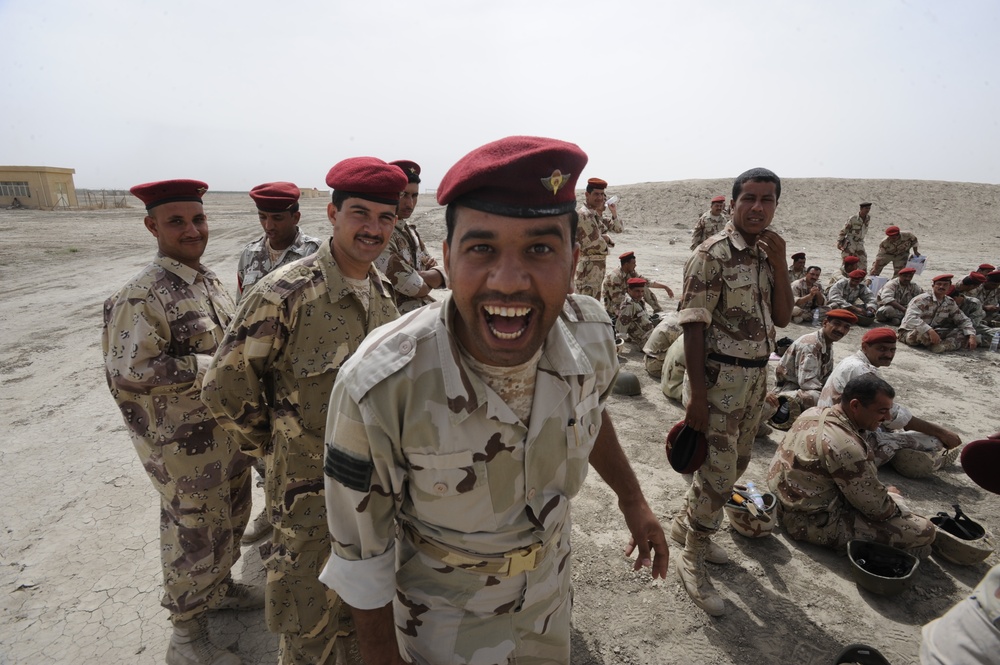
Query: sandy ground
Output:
[[1, 178, 998, 665]]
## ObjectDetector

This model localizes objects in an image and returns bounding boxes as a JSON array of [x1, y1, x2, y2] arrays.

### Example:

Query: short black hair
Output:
[[331, 190, 351, 210], [445, 204, 579, 245], [732, 167, 781, 202], [806, 265, 822, 273], [842, 373, 894, 407]]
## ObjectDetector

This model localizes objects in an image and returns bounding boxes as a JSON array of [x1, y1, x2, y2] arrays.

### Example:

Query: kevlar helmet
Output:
[[612, 371, 641, 396], [847, 540, 919, 596], [725, 484, 778, 538], [930, 505, 995, 566]]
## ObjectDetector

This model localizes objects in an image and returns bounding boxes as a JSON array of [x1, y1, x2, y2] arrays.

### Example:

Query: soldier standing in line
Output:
[[374, 160, 449, 314], [869, 225, 920, 277], [319, 136, 667, 664], [102, 179, 262, 665], [898, 273, 978, 353], [837, 202, 872, 269], [202, 158, 406, 664], [874, 266, 923, 325], [673, 167, 793, 616], [574, 176, 623, 299], [690, 194, 729, 250]]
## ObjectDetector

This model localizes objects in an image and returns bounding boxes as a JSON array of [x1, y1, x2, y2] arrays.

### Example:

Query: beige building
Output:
[[0, 166, 78, 209]]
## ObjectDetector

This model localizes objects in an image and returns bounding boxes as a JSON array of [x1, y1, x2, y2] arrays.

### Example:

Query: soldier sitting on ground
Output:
[[615, 277, 658, 345], [827, 269, 876, 325], [898, 273, 977, 353], [874, 266, 923, 325], [602, 251, 673, 320], [790, 265, 827, 323]]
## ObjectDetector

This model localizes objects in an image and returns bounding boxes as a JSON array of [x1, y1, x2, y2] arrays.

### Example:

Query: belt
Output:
[[403, 523, 551, 578], [707, 352, 770, 368]]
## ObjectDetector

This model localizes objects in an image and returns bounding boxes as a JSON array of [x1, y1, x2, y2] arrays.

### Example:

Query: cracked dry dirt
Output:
[[1, 180, 998, 665]]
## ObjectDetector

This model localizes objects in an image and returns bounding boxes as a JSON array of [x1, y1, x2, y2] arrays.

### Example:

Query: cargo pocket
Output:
[[407, 451, 495, 532]]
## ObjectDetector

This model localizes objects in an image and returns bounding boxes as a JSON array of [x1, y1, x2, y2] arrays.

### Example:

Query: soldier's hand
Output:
[[621, 502, 669, 579], [684, 394, 710, 433], [939, 430, 962, 449], [968, 335, 978, 350], [928, 329, 942, 345], [608, 202, 618, 217], [664, 285, 675, 298], [757, 229, 788, 272]]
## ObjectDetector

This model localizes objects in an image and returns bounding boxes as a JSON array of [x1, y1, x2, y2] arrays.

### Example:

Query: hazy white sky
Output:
[[2, 0, 998, 191]]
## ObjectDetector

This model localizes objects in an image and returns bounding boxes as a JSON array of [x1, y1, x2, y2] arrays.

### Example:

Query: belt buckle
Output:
[[503, 542, 542, 577]]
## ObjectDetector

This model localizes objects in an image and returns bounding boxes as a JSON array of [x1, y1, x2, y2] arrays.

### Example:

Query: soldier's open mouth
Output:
[[484, 305, 532, 340]]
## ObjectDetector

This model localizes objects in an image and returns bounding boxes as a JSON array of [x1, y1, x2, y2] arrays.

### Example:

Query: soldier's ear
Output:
[[143, 216, 159, 238]]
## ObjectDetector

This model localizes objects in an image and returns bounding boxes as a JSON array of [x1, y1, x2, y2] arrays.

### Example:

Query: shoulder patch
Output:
[[324, 446, 373, 492]]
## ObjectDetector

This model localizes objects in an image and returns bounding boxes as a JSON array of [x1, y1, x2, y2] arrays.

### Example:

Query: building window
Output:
[[1, 182, 31, 197]]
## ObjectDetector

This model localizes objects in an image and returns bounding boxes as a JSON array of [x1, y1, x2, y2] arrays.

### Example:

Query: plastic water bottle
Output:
[[745, 481, 766, 512], [991, 331, 1000, 352], [606, 194, 619, 206], [811, 308, 820, 326]]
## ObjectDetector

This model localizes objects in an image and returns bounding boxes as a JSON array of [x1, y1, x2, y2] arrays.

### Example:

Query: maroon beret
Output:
[[390, 159, 421, 183], [791, 252, 806, 260], [437, 136, 588, 218], [843, 256, 860, 265], [961, 439, 1000, 495], [665, 420, 708, 474], [711, 195, 725, 203], [626, 277, 647, 287], [987, 271, 1000, 283], [619, 251, 635, 260], [587, 177, 608, 189], [131, 179, 208, 211], [931, 273, 954, 283], [967, 271, 988, 284], [825, 308, 859, 324], [862, 327, 897, 345], [978, 263, 995, 272], [249, 181, 299, 213], [885, 225, 900, 236], [897, 267, 917, 275], [947, 286, 961, 298], [326, 157, 408, 205], [848, 269, 867, 279]]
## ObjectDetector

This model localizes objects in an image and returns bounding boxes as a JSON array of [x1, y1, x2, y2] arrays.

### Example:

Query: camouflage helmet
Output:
[[889, 448, 938, 478], [725, 484, 778, 538], [612, 371, 641, 396], [847, 540, 919, 596], [931, 506, 995, 566]]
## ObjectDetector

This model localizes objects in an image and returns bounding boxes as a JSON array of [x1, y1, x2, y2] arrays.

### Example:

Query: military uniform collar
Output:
[[154, 253, 212, 284], [318, 239, 393, 304], [722, 221, 759, 253]]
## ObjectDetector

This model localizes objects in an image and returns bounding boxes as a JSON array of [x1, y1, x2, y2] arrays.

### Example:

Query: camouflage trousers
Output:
[[394, 525, 573, 665], [780, 499, 936, 553], [660, 335, 686, 401], [790, 304, 827, 324], [574, 257, 607, 300], [841, 245, 867, 270], [869, 430, 944, 468], [870, 252, 908, 277], [139, 440, 252, 622], [875, 305, 905, 325], [898, 326, 969, 352], [262, 534, 348, 665], [682, 359, 767, 531]]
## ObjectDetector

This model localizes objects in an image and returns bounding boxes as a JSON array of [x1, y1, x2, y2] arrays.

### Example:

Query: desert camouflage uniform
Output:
[[602, 267, 661, 317], [957, 295, 1000, 346], [898, 292, 975, 352], [319, 294, 618, 664], [615, 296, 654, 345], [770, 331, 833, 419], [690, 211, 728, 251], [981, 286, 1000, 326], [827, 277, 876, 324], [102, 254, 252, 622], [790, 276, 827, 323], [202, 240, 399, 664], [818, 350, 945, 466], [677, 221, 776, 532], [767, 407, 935, 552], [661, 333, 687, 401], [642, 313, 683, 378], [838, 213, 871, 268], [788, 267, 806, 283], [870, 232, 919, 277], [921, 564, 1000, 664], [574, 204, 622, 299], [875, 277, 924, 325], [375, 219, 446, 314], [237, 229, 322, 298]]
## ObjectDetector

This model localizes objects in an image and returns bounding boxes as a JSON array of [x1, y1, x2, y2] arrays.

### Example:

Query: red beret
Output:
[[626, 278, 647, 287], [437, 136, 588, 218], [978, 263, 995, 272], [619, 251, 635, 260], [131, 179, 208, 210], [967, 271, 988, 284], [711, 195, 725, 203], [961, 439, 1000, 495], [587, 177, 608, 189], [825, 309, 858, 323], [843, 256, 860, 265], [947, 286, 960, 298], [665, 420, 708, 474], [390, 159, 421, 183], [249, 181, 299, 213], [862, 327, 897, 345], [931, 273, 954, 283], [791, 252, 806, 260], [885, 225, 900, 236], [897, 267, 916, 275], [848, 269, 867, 279], [326, 157, 408, 205]]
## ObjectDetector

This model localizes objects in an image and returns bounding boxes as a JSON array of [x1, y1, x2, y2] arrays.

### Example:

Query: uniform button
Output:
[[399, 339, 413, 354], [589, 423, 597, 436], [432, 482, 448, 494], [527, 488, 536, 500]]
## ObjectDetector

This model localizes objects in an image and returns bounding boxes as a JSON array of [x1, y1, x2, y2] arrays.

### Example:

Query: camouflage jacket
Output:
[[788, 267, 806, 283], [319, 294, 617, 609], [767, 407, 899, 521], [236, 229, 322, 297], [959, 296, 986, 328], [576, 204, 623, 257], [981, 287, 1000, 324], [102, 255, 246, 477], [642, 312, 683, 359], [677, 222, 776, 359], [838, 214, 870, 249], [775, 331, 833, 393], [690, 212, 728, 251], [876, 277, 923, 308], [602, 267, 657, 316], [374, 219, 444, 314], [817, 350, 911, 429], [827, 278, 876, 309], [615, 296, 653, 344], [899, 293, 975, 337], [201, 240, 399, 539], [791, 277, 826, 304], [874, 232, 919, 257]]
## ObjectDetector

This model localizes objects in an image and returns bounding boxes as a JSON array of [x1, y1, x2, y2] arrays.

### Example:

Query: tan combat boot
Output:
[[167, 615, 241, 665], [670, 515, 729, 565], [677, 528, 725, 616], [240, 510, 273, 544], [214, 578, 265, 611]]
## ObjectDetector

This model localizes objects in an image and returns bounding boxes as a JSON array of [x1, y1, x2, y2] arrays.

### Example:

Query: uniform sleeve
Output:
[[321, 375, 403, 609], [948, 303, 976, 336], [859, 285, 876, 307], [826, 281, 847, 308], [382, 233, 427, 297], [677, 249, 720, 326], [900, 297, 931, 334], [820, 433, 897, 521], [103, 288, 204, 396], [604, 215, 624, 233], [796, 345, 826, 392], [876, 281, 896, 306]]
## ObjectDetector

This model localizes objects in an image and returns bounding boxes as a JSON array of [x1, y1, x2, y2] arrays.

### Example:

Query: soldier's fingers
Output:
[[623, 537, 638, 558]]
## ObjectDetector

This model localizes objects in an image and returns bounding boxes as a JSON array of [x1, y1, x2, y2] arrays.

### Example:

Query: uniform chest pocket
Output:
[[721, 270, 759, 320], [171, 315, 221, 354], [289, 346, 349, 431], [407, 451, 496, 532]]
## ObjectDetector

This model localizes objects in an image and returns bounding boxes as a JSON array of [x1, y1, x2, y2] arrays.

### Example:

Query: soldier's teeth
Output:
[[484, 305, 531, 317]]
